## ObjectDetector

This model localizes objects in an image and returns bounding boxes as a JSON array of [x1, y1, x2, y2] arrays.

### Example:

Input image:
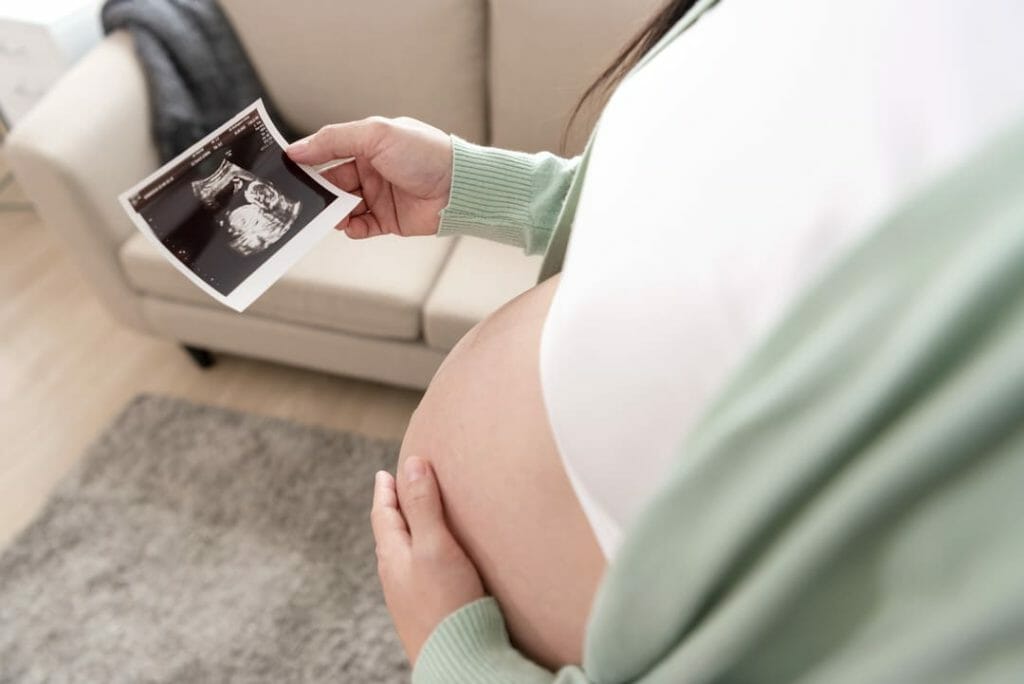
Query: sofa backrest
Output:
[[219, 0, 660, 154], [487, 0, 663, 154], [219, 0, 489, 144]]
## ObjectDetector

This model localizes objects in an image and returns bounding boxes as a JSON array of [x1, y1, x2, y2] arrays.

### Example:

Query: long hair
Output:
[[563, 0, 701, 151]]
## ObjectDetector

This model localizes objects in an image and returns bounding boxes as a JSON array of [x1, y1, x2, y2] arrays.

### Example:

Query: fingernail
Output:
[[287, 138, 309, 154], [404, 458, 426, 482]]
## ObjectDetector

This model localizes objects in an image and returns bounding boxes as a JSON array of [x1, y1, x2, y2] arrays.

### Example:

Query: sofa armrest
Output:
[[5, 31, 158, 330]]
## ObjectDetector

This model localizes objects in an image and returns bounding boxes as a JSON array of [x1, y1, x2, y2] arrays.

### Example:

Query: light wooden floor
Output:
[[0, 160, 422, 550]]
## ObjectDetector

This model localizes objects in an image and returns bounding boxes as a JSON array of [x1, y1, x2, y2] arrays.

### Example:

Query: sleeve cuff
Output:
[[438, 136, 579, 255], [412, 597, 553, 684]]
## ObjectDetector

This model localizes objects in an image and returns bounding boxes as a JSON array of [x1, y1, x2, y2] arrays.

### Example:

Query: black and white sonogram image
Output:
[[191, 158, 303, 256], [124, 106, 338, 296]]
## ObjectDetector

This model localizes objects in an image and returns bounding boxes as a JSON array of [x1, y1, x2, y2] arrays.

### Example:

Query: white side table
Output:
[[0, 0, 102, 212], [0, 0, 104, 128]]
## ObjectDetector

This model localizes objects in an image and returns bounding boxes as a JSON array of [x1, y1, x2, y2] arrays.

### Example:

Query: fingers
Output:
[[396, 457, 451, 546], [371, 470, 410, 549], [321, 161, 361, 193], [287, 118, 389, 166], [346, 213, 386, 239], [319, 164, 378, 238]]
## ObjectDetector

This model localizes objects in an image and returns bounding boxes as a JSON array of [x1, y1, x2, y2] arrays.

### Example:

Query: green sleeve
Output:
[[438, 136, 581, 255], [412, 597, 592, 684]]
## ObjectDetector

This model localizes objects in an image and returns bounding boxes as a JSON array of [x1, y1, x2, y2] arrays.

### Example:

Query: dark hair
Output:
[[563, 0, 701, 151]]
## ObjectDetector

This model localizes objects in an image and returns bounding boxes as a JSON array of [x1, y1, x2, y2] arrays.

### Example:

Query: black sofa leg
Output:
[[183, 345, 216, 369]]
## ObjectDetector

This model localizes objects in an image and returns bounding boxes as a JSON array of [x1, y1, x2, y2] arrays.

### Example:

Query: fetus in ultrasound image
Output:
[[191, 159, 302, 256]]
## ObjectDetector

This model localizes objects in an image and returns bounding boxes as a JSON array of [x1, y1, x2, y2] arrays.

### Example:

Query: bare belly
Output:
[[398, 274, 605, 669]]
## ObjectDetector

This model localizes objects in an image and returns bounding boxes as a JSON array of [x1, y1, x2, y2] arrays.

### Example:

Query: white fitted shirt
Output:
[[540, 0, 1024, 559]]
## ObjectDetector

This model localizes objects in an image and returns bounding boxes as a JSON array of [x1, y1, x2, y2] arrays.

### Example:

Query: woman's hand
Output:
[[286, 117, 452, 239], [371, 457, 486, 665]]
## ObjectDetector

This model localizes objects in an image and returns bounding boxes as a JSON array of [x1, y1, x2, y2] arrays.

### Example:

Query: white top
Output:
[[540, 0, 1024, 559]]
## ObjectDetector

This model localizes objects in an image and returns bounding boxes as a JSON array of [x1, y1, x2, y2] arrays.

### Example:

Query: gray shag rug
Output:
[[0, 395, 410, 683]]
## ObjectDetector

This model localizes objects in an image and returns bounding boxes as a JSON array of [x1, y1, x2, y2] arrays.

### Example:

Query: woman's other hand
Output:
[[371, 457, 486, 665], [286, 117, 452, 239]]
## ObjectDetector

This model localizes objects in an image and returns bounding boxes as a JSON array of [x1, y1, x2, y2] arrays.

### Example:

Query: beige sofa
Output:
[[7, 0, 658, 389]]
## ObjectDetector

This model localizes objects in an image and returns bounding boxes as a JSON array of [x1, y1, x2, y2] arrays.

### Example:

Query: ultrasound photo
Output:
[[119, 101, 360, 311]]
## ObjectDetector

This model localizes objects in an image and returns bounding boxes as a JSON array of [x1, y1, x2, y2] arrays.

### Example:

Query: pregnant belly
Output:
[[398, 273, 605, 668]]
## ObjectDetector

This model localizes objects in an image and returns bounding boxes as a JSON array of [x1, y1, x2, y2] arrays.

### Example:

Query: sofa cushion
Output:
[[120, 231, 455, 341], [423, 237, 542, 350]]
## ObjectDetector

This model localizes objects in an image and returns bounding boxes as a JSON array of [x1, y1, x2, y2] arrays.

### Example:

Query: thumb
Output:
[[286, 118, 386, 165], [396, 457, 450, 544]]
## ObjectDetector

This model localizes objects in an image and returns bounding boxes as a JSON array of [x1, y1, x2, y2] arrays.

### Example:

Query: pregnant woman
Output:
[[288, 0, 1024, 681]]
